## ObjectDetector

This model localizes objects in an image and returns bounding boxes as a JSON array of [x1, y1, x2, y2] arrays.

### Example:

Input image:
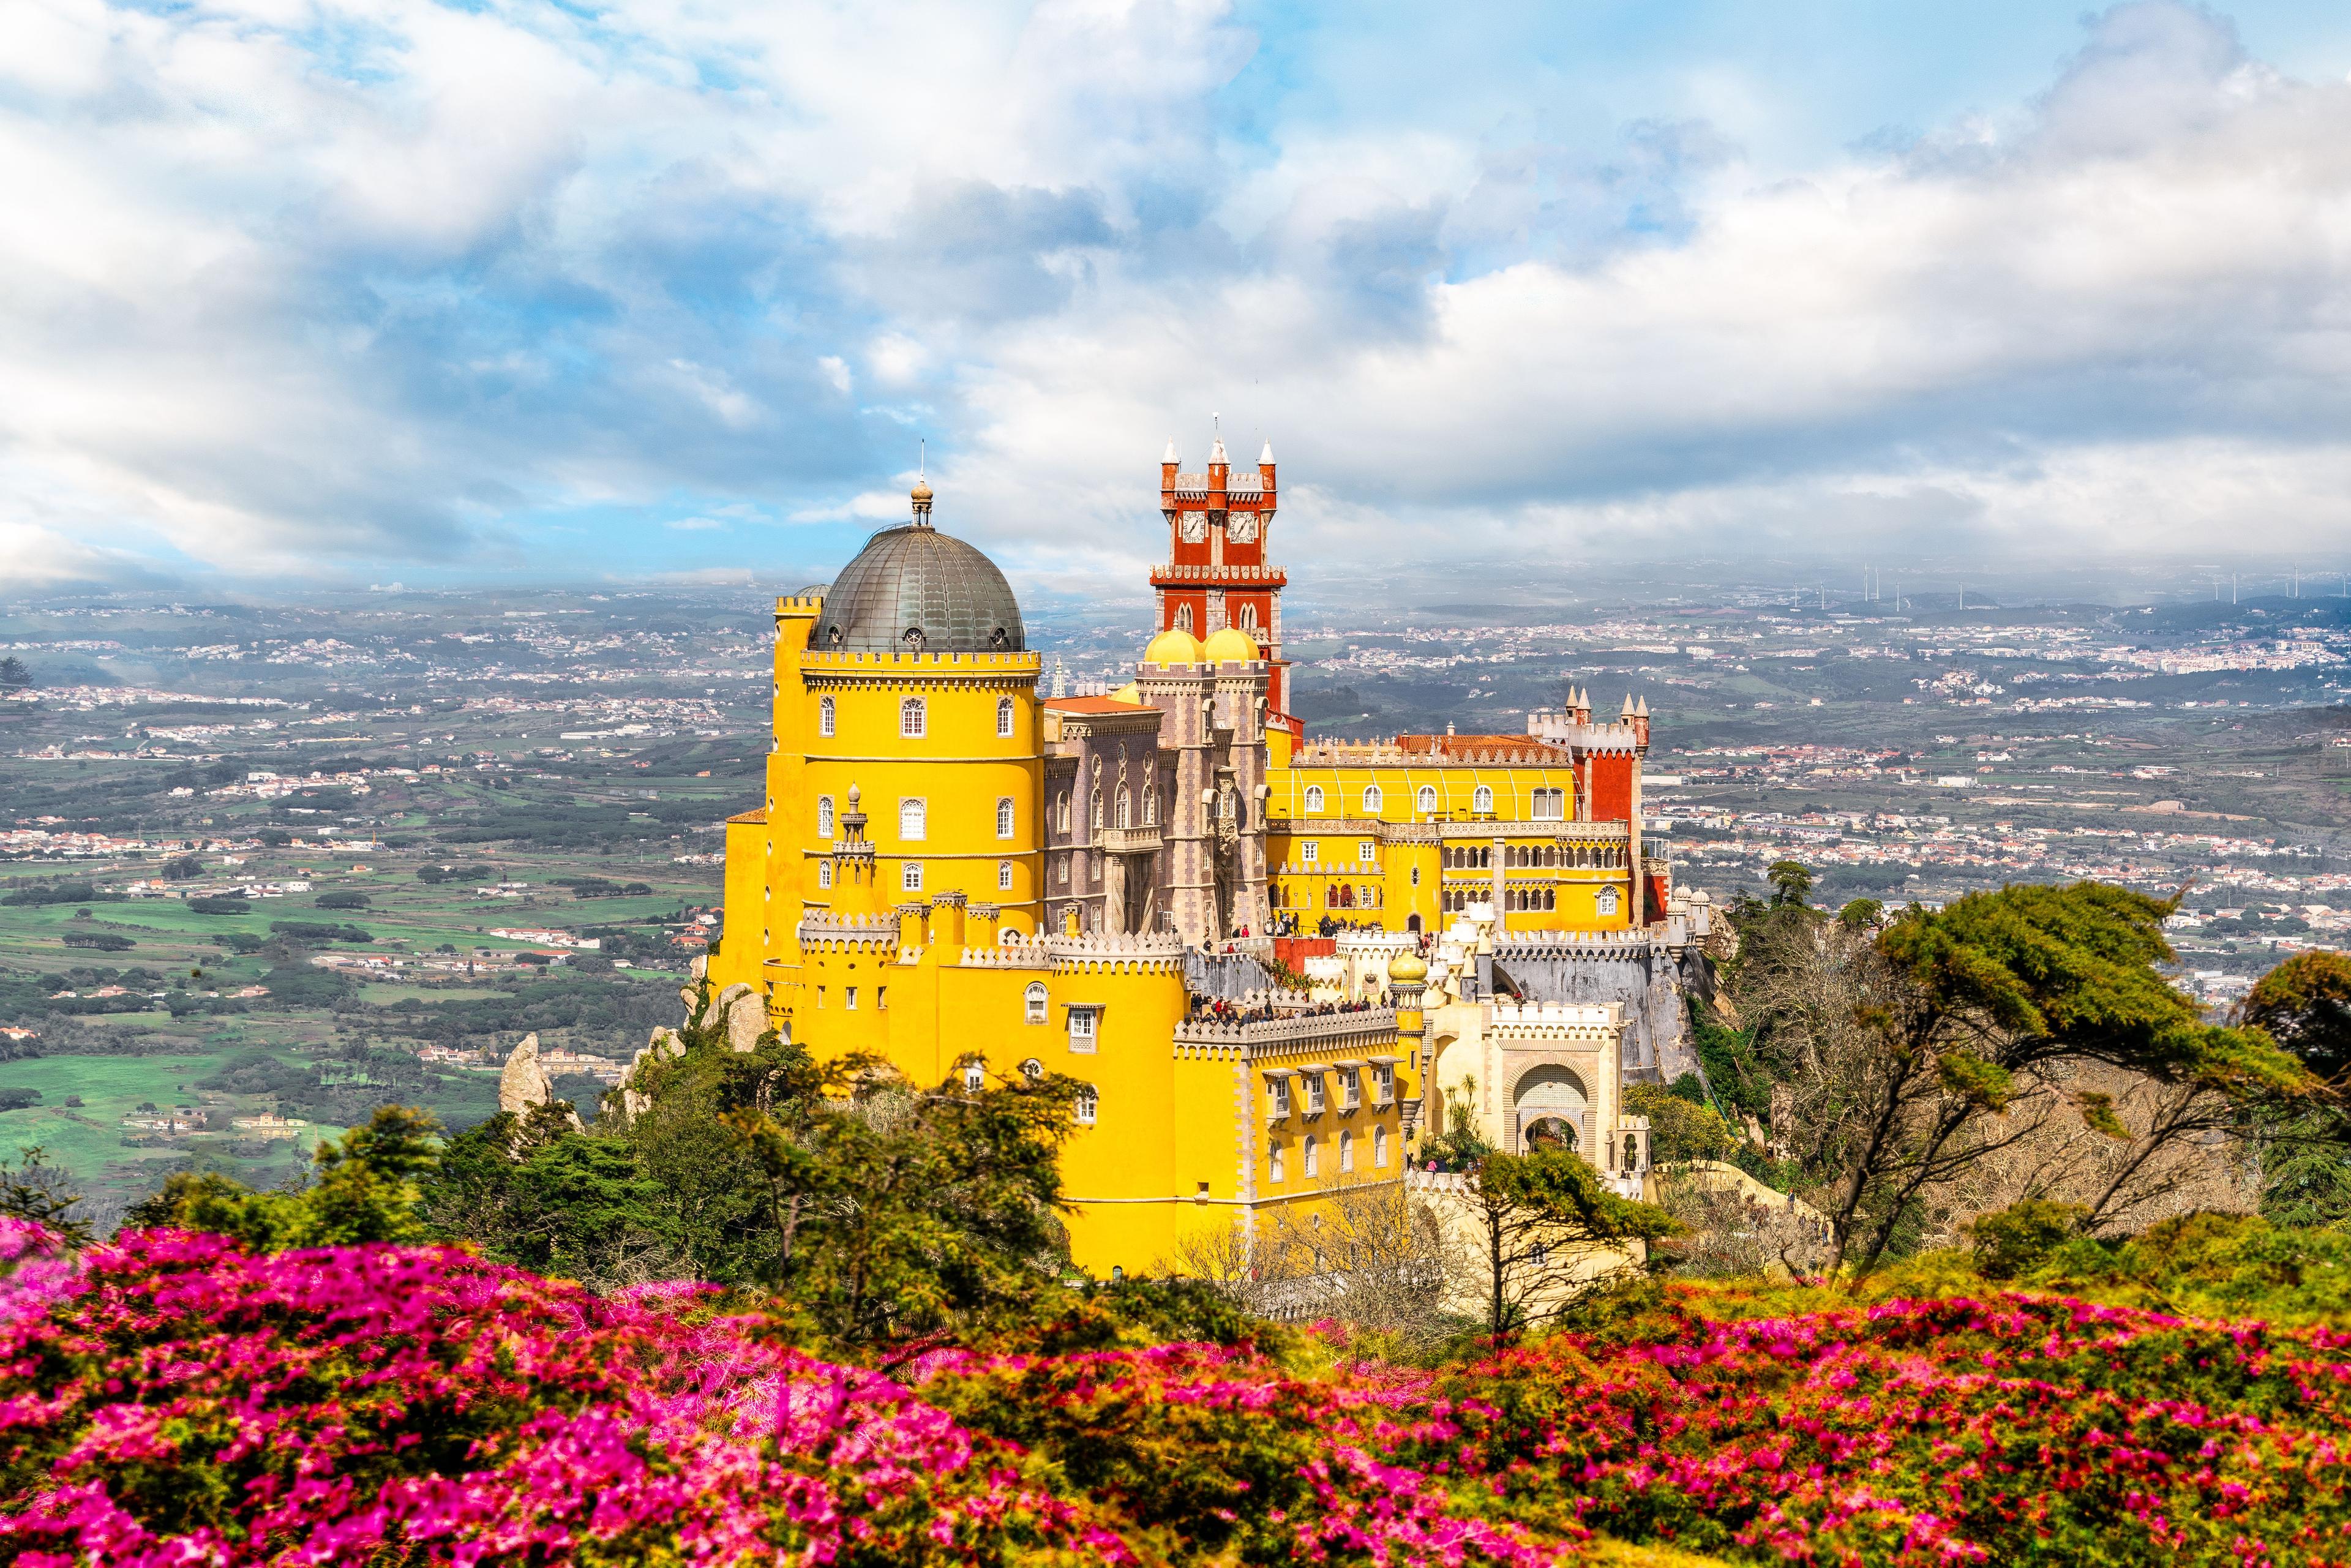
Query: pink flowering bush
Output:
[[0, 1219, 1119, 1566], [10, 1218, 2351, 1566]]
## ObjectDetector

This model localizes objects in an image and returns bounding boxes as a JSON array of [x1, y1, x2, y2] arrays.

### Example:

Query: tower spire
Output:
[[910, 441, 934, 527]]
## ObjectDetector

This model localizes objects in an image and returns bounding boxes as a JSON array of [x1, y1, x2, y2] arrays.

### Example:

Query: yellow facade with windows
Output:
[[1264, 735, 1644, 936]]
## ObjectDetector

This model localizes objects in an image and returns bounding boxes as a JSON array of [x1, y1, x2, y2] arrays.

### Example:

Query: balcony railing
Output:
[[1100, 825, 1163, 855]]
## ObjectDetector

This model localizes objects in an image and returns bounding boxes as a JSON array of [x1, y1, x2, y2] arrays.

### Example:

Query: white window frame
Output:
[[997, 860, 1013, 891], [1361, 785, 1382, 813], [901, 697, 926, 738], [1597, 885, 1620, 917], [1269, 1141, 1285, 1183], [1269, 1077, 1291, 1118], [1374, 1063, 1395, 1102], [961, 1060, 984, 1092], [1024, 981, 1048, 1025], [1357, 840, 1376, 863], [1303, 785, 1324, 814], [818, 696, 835, 738], [996, 696, 1014, 738], [996, 797, 1015, 838], [1340, 1130, 1354, 1172], [1075, 1085, 1098, 1125], [1067, 1005, 1100, 1052], [902, 861, 923, 892], [817, 861, 833, 890], [1303, 1135, 1318, 1179], [1416, 784, 1438, 814], [1019, 1058, 1043, 1081], [899, 797, 926, 841], [1374, 1125, 1389, 1168], [1300, 841, 1319, 864], [817, 796, 835, 838], [1339, 1067, 1360, 1109], [1304, 1073, 1325, 1114], [844, 986, 858, 1010], [1474, 784, 1494, 815]]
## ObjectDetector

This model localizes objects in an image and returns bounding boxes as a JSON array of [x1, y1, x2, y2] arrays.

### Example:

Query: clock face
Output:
[[1228, 512, 1258, 544], [1178, 511, 1207, 542]]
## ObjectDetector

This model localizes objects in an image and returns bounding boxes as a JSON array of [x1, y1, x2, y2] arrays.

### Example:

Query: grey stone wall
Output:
[[1488, 943, 1709, 1087]]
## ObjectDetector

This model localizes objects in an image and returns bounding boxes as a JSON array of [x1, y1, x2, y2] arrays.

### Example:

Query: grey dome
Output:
[[818, 524, 1026, 654]]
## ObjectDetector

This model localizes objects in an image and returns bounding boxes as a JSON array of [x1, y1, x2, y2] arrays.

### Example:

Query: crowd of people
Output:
[[1183, 994, 1387, 1025]]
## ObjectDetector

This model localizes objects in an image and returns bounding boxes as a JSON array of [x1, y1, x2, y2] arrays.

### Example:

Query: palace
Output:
[[704, 435, 1718, 1277]]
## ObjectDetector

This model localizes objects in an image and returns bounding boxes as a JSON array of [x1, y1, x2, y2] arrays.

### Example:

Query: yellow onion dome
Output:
[[1202, 626, 1259, 664], [1109, 680, 1142, 704], [1144, 628, 1202, 666], [1387, 950, 1428, 983]]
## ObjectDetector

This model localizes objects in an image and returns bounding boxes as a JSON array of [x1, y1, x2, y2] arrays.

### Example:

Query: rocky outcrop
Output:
[[499, 1033, 583, 1127]]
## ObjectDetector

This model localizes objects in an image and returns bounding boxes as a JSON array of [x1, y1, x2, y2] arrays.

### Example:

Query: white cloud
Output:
[[2, 0, 2350, 594]]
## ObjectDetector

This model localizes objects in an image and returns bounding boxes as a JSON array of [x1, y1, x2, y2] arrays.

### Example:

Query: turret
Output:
[[1259, 439, 1275, 493], [1162, 437, 1179, 492], [832, 784, 881, 918], [1632, 696, 1651, 752]]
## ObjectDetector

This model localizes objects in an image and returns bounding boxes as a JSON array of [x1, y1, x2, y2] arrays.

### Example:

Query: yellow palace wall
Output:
[[1264, 760, 1633, 934]]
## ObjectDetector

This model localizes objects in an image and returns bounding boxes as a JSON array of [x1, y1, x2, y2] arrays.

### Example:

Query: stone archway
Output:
[[1511, 1063, 1589, 1155]]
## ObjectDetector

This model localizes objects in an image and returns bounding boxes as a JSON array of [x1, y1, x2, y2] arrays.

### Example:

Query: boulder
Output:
[[499, 1033, 556, 1117]]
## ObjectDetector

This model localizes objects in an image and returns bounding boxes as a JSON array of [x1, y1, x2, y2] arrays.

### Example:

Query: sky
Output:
[[6, 0, 2351, 596]]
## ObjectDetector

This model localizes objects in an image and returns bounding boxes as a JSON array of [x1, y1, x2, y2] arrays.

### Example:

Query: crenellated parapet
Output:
[[1485, 999, 1626, 1045], [797, 912, 901, 954], [1173, 1006, 1397, 1051], [1048, 931, 1187, 975]]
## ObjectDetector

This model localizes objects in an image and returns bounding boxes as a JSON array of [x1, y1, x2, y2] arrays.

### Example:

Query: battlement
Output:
[[1172, 1006, 1397, 1051], [1147, 563, 1288, 585], [1487, 1000, 1624, 1029], [797, 650, 1042, 671], [1491, 928, 1665, 957], [797, 912, 900, 952], [774, 593, 826, 615]]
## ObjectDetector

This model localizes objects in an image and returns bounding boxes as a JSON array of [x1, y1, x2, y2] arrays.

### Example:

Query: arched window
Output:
[[1532, 787, 1565, 820], [997, 860, 1013, 891], [1142, 787, 1157, 827], [1090, 788, 1103, 830], [1303, 785, 1325, 814], [1075, 1085, 1098, 1125], [996, 696, 1014, 738], [1116, 788, 1131, 829], [996, 797, 1015, 838], [1416, 784, 1437, 814], [899, 798, 926, 841], [902, 861, 923, 892], [1024, 982, 1048, 1024], [1374, 1125, 1389, 1168], [1056, 792, 1070, 834], [900, 697, 925, 738], [1361, 785, 1382, 814], [817, 860, 833, 890], [818, 696, 835, 738], [1303, 1135, 1319, 1179], [1473, 784, 1494, 815], [1340, 1129, 1354, 1172], [1237, 602, 1258, 631], [1175, 604, 1194, 632], [1020, 1058, 1043, 1082], [1597, 885, 1620, 917], [1270, 1141, 1285, 1183], [817, 797, 835, 837]]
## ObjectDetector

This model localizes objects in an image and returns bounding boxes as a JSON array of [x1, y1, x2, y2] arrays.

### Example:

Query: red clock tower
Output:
[[1152, 426, 1297, 735]]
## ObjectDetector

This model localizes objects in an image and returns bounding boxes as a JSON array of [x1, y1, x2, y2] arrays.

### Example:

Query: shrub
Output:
[[186, 896, 250, 914], [313, 891, 370, 910]]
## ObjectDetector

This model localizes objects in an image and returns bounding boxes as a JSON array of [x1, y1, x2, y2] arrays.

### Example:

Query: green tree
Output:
[[726, 1049, 1086, 1348], [0, 1146, 90, 1247], [1766, 860, 1814, 908], [0, 657, 28, 696], [422, 1103, 683, 1284], [126, 1106, 440, 1250], [2240, 951, 2351, 1225], [1812, 883, 2311, 1277], [1461, 1148, 1679, 1341], [1624, 1083, 1737, 1165]]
